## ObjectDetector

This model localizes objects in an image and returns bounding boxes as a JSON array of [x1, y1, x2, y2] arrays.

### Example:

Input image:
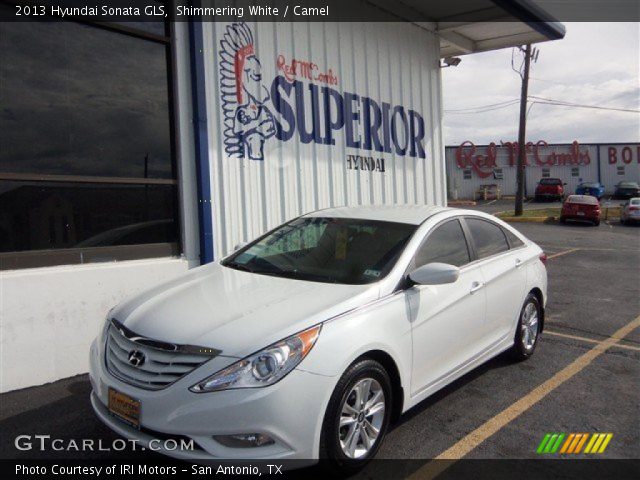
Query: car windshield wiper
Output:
[[225, 262, 256, 273], [268, 269, 340, 283]]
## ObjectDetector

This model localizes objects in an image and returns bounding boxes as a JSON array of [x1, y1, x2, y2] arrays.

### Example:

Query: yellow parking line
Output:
[[408, 315, 640, 480], [545, 329, 640, 352], [547, 248, 580, 260]]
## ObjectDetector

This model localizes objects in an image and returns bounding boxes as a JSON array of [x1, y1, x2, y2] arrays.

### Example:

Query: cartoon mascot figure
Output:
[[219, 23, 275, 160]]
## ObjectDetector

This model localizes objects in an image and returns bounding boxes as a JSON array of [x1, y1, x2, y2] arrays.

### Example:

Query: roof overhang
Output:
[[369, 0, 566, 57]]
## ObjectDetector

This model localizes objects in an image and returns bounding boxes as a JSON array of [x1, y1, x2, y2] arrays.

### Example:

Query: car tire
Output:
[[319, 359, 392, 476], [559, 216, 566, 224], [594, 220, 600, 226], [510, 293, 542, 361]]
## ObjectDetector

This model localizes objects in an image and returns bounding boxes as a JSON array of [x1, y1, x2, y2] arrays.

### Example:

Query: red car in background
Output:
[[560, 195, 601, 226], [535, 178, 566, 202]]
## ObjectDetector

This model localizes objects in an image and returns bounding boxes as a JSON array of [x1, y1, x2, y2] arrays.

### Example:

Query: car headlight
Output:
[[190, 324, 322, 393], [100, 308, 115, 343]]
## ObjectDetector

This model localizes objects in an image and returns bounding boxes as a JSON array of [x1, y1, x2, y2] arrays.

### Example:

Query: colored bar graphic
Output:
[[560, 433, 575, 454], [598, 433, 613, 453], [584, 433, 600, 453], [574, 433, 589, 453], [537, 433, 552, 454], [551, 433, 565, 453], [538, 433, 613, 454]]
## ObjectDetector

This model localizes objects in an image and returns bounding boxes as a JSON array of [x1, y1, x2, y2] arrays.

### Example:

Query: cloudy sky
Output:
[[441, 22, 640, 146]]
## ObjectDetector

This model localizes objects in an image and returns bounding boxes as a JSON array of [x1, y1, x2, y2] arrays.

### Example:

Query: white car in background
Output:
[[89, 206, 547, 473], [621, 198, 640, 225]]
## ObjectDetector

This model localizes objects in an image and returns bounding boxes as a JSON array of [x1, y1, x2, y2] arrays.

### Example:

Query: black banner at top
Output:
[[1, 0, 640, 23]]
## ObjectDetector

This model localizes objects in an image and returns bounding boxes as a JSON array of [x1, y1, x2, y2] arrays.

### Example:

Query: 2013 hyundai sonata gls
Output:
[[89, 206, 547, 473]]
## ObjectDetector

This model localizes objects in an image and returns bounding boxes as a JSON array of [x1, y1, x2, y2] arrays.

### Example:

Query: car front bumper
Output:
[[89, 339, 337, 464]]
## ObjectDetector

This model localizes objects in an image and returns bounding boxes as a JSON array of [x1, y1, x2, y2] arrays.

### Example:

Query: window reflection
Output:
[[0, 20, 172, 179], [0, 182, 177, 252]]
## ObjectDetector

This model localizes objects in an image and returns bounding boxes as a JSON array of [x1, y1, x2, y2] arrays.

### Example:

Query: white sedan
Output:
[[89, 205, 547, 473], [621, 197, 640, 224]]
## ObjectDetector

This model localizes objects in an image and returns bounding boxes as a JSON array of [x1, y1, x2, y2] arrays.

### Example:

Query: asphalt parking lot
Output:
[[1, 209, 638, 476]]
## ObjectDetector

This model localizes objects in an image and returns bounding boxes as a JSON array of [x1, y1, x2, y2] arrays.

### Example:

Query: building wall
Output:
[[0, 258, 190, 392], [599, 144, 640, 191], [200, 20, 446, 258], [0, 23, 199, 393], [446, 142, 640, 199]]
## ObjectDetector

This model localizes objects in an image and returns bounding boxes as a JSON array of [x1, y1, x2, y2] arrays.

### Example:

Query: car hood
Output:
[[111, 263, 379, 358]]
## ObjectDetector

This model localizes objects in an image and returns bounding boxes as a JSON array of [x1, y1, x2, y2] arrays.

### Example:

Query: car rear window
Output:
[[580, 183, 600, 188], [465, 218, 509, 260], [568, 195, 598, 205], [630, 199, 640, 206], [539, 178, 562, 185]]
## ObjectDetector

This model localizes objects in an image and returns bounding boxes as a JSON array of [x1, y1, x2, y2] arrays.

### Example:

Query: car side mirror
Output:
[[408, 263, 460, 286], [234, 242, 247, 252]]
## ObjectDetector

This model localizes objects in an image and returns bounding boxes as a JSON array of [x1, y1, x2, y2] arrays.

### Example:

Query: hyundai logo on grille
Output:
[[128, 350, 146, 367]]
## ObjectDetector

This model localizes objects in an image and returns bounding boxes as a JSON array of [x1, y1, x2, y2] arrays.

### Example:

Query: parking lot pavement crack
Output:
[[408, 314, 640, 480]]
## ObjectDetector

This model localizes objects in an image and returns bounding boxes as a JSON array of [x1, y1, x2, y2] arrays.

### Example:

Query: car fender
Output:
[[524, 252, 548, 329], [298, 291, 412, 407]]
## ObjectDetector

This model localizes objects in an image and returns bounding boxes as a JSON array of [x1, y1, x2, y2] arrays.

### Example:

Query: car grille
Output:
[[105, 320, 219, 390]]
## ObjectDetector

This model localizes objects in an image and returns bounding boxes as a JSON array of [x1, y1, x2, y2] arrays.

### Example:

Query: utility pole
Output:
[[515, 44, 532, 216]]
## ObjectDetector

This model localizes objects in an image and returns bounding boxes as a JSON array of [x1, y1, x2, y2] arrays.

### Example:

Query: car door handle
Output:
[[515, 258, 523, 268], [470, 281, 485, 294]]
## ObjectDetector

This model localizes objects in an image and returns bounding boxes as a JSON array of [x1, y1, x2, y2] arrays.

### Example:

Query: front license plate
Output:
[[577, 211, 585, 216], [108, 388, 141, 428]]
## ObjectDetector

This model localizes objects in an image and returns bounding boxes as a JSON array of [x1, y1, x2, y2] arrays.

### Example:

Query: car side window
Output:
[[465, 218, 510, 259], [413, 220, 471, 268], [503, 228, 525, 249]]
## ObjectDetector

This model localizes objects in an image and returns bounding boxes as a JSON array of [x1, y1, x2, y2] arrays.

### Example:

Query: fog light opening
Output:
[[214, 433, 275, 448]]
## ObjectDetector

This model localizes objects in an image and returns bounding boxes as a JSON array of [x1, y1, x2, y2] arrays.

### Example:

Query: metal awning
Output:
[[371, 0, 566, 57]]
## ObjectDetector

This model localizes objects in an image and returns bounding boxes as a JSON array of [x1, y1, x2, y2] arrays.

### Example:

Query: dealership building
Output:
[[446, 141, 640, 199], [0, 1, 567, 392]]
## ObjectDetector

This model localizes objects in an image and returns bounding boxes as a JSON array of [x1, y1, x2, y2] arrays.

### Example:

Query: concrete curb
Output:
[[498, 216, 554, 223]]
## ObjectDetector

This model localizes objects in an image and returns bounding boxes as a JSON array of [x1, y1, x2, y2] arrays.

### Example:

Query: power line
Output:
[[529, 95, 640, 113], [444, 99, 520, 114], [444, 96, 640, 115]]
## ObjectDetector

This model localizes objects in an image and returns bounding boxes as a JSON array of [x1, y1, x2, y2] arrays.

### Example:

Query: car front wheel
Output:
[[320, 359, 392, 475], [510, 293, 542, 360]]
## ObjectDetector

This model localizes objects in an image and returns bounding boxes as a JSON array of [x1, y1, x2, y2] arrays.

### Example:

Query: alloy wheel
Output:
[[521, 302, 539, 350], [338, 378, 385, 459]]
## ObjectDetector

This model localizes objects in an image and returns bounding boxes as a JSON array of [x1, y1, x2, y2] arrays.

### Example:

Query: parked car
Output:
[[621, 198, 640, 225], [575, 182, 605, 200], [613, 181, 640, 199], [560, 195, 601, 226], [535, 178, 565, 201], [89, 206, 547, 473]]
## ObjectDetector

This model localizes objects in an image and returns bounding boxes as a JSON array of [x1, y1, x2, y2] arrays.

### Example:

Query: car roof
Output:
[[303, 205, 452, 225]]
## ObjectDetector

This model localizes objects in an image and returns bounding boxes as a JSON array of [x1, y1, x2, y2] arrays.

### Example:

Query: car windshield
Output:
[[568, 195, 598, 205], [619, 182, 639, 188], [222, 217, 417, 284], [580, 183, 600, 188], [630, 199, 640, 206], [539, 178, 562, 185]]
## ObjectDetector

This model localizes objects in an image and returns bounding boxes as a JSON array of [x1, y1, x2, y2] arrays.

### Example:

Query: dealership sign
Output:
[[455, 140, 592, 178], [218, 22, 427, 163]]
